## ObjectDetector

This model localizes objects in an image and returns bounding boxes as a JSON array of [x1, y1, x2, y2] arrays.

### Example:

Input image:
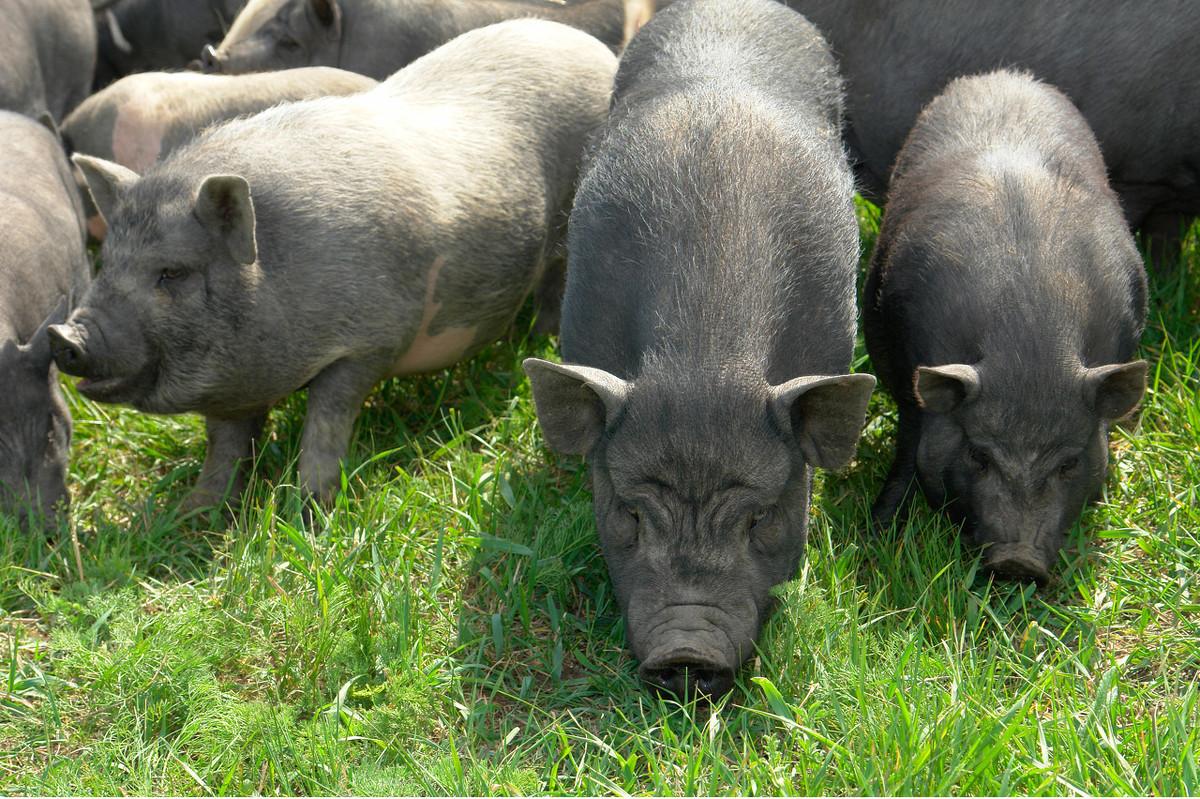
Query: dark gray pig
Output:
[[63, 67, 376, 240], [864, 70, 1148, 583], [0, 112, 91, 527], [91, 0, 248, 89], [524, 0, 874, 699], [786, 0, 1200, 253], [201, 0, 626, 78], [50, 20, 617, 510], [0, 0, 95, 121]]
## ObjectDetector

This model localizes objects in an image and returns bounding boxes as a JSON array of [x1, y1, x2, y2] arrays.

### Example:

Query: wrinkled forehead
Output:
[[608, 380, 792, 497], [105, 179, 203, 260], [964, 383, 1097, 455]]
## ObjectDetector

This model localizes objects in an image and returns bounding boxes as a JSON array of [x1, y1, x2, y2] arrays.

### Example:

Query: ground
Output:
[[1, 204, 1197, 795]]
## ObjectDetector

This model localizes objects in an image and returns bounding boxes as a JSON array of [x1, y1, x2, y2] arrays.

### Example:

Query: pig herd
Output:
[[1, 0, 1196, 700]]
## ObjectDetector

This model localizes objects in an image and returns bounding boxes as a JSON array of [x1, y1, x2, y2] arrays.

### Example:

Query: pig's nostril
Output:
[[641, 659, 735, 700], [47, 326, 86, 374], [984, 543, 1052, 585], [199, 44, 221, 73]]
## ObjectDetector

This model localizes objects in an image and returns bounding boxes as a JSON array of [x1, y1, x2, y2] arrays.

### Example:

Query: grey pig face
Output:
[[0, 302, 72, 529], [525, 359, 874, 697], [203, 0, 341, 74], [48, 156, 259, 414], [913, 360, 1147, 583]]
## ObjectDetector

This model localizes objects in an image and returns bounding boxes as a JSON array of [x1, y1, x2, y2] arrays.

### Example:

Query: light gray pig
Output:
[[0, 0, 96, 121], [50, 20, 617, 510], [786, 0, 1200, 255], [0, 112, 91, 527], [864, 71, 1148, 583], [201, 0, 626, 78], [63, 67, 377, 240], [525, 0, 874, 699]]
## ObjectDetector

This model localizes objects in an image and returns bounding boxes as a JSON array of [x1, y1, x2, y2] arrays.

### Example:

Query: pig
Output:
[[785, 0, 1200, 257], [62, 67, 377, 241], [200, 0, 627, 78], [0, 0, 96, 121], [0, 112, 91, 528], [524, 0, 875, 699], [91, 0, 248, 89], [863, 70, 1149, 583], [49, 20, 617, 512]]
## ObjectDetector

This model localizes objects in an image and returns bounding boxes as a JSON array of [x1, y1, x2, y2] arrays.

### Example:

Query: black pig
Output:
[[525, 0, 874, 699], [864, 70, 1149, 583]]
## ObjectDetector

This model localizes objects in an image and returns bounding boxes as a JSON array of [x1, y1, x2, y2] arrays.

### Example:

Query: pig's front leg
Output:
[[299, 359, 382, 504], [184, 412, 268, 512]]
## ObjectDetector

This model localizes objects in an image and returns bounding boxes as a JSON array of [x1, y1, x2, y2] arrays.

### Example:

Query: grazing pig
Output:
[[91, 0, 248, 89], [50, 20, 617, 510], [786, 0, 1200, 255], [524, 0, 874, 699], [201, 0, 626, 78], [0, 112, 91, 527], [63, 67, 376, 240], [863, 70, 1149, 583], [0, 0, 95, 121]]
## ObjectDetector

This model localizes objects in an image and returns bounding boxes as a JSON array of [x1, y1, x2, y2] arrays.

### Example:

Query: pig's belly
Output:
[[390, 321, 480, 375], [387, 256, 481, 376]]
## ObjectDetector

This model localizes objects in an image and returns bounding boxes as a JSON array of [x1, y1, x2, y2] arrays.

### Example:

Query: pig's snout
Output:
[[983, 542, 1052, 585], [634, 605, 744, 700], [47, 323, 90, 377], [639, 650, 735, 700], [199, 44, 222, 73]]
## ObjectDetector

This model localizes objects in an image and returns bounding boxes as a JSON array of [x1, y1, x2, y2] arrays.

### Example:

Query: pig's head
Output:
[[48, 155, 261, 414], [200, 0, 342, 74], [913, 358, 1147, 584], [525, 358, 874, 699], [0, 300, 73, 529]]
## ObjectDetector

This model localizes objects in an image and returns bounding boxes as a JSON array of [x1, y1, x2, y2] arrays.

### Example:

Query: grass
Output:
[[1, 204, 1197, 795]]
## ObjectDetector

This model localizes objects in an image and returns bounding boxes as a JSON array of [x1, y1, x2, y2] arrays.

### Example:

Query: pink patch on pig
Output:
[[112, 104, 166, 173], [394, 257, 478, 374], [87, 213, 107, 244]]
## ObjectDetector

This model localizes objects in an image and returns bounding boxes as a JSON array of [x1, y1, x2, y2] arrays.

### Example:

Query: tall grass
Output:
[[1, 208, 1197, 795]]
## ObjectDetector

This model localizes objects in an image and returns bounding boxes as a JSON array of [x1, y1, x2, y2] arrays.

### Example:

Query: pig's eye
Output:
[[157, 268, 183, 286], [967, 445, 991, 473], [1058, 456, 1080, 476], [277, 35, 301, 52]]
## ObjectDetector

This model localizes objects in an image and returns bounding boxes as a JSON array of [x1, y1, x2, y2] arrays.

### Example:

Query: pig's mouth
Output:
[[73, 361, 159, 405]]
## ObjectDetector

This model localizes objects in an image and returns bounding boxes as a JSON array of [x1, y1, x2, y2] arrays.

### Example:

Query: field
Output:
[[1, 204, 1197, 795]]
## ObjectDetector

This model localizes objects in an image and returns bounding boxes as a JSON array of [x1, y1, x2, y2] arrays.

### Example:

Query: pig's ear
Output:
[[194, 174, 257, 265], [914, 363, 980, 414], [18, 297, 69, 372], [1083, 360, 1147, 420], [72, 154, 139, 224], [773, 373, 876, 470], [309, 0, 342, 39], [523, 358, 628, 456]]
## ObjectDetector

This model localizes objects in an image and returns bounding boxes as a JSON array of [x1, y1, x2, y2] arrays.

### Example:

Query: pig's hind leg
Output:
[[871, 404, 921, 531], [298, 359, 383, 504], [183, 412, 268, 512]]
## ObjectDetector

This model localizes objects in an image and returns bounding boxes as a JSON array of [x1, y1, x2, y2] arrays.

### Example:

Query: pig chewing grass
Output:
[[1, 209, 1196, 795]]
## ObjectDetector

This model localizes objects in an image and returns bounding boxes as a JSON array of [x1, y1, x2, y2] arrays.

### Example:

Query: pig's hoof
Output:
[[180, 487, 228, 515]]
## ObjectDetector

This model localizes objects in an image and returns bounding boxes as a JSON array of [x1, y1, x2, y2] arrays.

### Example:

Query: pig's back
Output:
[[563, 0, 858, 383], [0, 113, 89, 338], [64, 69, 378, 169], [876, 73, 1145, 372]]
